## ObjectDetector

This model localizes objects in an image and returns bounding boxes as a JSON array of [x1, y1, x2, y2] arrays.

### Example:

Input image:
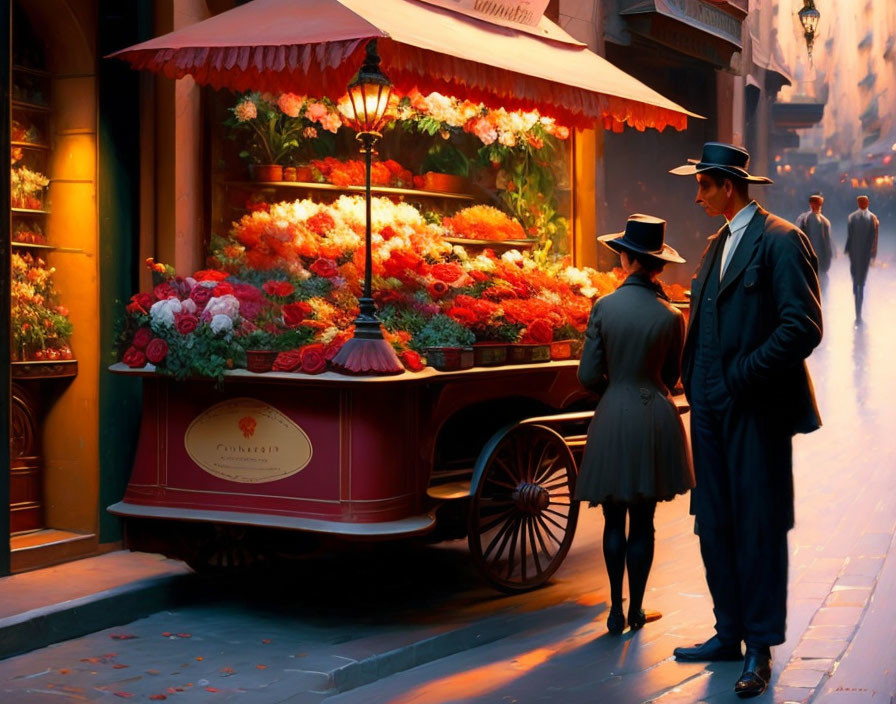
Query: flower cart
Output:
[[108, 0, 695, 591], [109, 360, 596, 592]]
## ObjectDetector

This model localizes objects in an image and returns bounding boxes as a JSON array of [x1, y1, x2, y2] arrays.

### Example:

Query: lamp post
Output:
[[331, 39, 404, 375], [798, 0, 821, 62]]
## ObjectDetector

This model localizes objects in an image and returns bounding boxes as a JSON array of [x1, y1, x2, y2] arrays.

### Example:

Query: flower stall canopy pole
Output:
[[109, 0, 699, 132]]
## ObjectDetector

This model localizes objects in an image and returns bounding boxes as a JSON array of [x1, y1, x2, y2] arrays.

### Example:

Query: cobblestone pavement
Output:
[[1, 251, 894, 704]]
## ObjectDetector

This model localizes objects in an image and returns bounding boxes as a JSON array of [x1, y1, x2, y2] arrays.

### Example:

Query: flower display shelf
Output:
[[11, 99, 51, 114], [11, 360, 79, 380], [472, 343, 509, 367], [508, 343, 551, 364], [443, 237, 537, 251], [11, 241, 54, 250], [425, 346, 475, 371], [11, 141, 49, 150], [225, 180, 475, 202], [11, 207, 51, 215]]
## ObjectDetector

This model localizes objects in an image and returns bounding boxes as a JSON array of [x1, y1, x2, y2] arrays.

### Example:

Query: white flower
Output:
[[501, 250, 523, 265], [149, 297, 183, 327], [210, 314, 233, 335], [180, 298, 198, 315], [203, 294, 241, 320]]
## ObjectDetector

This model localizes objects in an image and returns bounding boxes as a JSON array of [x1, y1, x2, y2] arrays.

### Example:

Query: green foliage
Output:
[[379, 305, 429, 336], [412, 314, 475, 351], [150, 324, 239, 383], [294, 275, 335, 300], [421, 141, 470, 177]]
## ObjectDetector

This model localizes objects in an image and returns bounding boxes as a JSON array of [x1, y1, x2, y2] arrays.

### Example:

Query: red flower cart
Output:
[[110, 361, 595, 592]]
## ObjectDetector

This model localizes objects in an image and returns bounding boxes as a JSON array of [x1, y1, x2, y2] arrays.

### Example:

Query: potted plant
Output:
[[238, 330, 279, 373], [226, 93, 305, 181], [550, 323, 582, 361], [411, 314, 475, 371]]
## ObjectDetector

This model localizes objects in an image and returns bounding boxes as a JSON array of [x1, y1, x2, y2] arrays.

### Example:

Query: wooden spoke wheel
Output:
[[468, 423, 579, 593]]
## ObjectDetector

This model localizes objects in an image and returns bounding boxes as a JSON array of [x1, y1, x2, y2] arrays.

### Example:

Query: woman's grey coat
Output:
[[575, 274, 694, 504]]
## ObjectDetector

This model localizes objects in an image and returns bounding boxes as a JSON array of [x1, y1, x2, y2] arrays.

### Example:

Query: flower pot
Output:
[[249, 164, 283, 182], [422, 172, 468, 194], [473, 342, 509, 367], [508, 343, 551, 364], [245, 349, 278, 373], [294, 165, 314, 182], [549, 339, 576, 361], [425, 346, 475, 371], [282, 166, 297, 182]]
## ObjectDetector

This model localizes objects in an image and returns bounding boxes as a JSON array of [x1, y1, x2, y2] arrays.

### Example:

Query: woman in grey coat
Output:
[[575, 214, 695, 634]]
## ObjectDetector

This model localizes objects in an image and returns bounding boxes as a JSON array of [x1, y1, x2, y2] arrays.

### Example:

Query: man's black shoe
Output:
[[734, 648, 772, 698], [673, 635, 743, 661]]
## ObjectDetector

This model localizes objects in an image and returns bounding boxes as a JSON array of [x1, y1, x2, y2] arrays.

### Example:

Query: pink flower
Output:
[[234, 100, 257, 122], [277, 92, 303, 118], [122, 346, 147, 368], [303, 126, 318, 139], [306, 101, 328, 122], [202, 294, 240, 321], [319, 113, 342, 133], [190, 285, 213, 307]]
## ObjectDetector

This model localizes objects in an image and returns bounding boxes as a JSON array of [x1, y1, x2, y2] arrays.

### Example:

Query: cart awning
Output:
[[110, 0, 699, 131]]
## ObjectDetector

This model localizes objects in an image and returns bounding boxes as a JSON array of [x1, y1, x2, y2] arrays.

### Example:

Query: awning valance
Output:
[[110, 0, 699, 132]]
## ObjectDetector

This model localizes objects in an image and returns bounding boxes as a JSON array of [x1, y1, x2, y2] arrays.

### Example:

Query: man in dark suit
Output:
[[669, 143, 823, 698], [845, 194, 878, 324], [796, 192, 833, 291]]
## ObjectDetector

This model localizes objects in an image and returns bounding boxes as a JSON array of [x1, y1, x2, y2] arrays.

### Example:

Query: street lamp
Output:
[[331, 39, 404, 375], [798, 0, 821, 62]]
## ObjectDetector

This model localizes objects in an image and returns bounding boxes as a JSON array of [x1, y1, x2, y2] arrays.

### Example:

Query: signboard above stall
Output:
[[619, 0, 745, 67]]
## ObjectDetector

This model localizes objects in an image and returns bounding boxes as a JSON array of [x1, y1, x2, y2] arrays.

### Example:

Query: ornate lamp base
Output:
[[330, 299, 404, 375]]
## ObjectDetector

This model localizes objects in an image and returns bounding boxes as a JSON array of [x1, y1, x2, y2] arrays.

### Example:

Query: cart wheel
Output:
[[468, 423, 579, 593]]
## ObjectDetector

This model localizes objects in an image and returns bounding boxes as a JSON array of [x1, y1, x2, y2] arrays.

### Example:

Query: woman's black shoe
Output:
[[607, 606, 625, 635], [628, 608, 662, 630]]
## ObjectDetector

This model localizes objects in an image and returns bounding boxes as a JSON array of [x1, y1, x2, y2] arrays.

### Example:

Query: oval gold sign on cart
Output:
[[184, 398, 312, 483]]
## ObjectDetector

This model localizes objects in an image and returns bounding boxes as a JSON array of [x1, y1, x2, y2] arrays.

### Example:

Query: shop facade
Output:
[[3, 0, 693, 578]]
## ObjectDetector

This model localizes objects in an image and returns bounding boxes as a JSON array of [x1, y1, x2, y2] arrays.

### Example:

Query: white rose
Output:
[[210, 314, 233, 335], [149, 297, 183, 327]]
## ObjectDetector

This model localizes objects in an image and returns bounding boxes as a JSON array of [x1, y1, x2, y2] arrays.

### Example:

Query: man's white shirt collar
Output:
[[720, 201, 759, 280]]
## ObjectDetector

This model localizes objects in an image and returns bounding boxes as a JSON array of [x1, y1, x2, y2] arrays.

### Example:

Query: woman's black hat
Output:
[[598, 214, 685, 264]]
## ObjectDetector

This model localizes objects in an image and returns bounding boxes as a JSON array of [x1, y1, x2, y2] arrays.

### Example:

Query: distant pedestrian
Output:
[[669, 143, 822, 699], [845, 195, 879, 323], [796, 193, 833, 290], [576, 214, 694, 636]]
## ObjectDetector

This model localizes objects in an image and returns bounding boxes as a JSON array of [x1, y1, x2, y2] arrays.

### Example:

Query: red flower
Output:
[[175, 313, 199, 335], [305, 211, 336, 236], [263, 280, 295, 298], [469, 270, 490, 283], [272, 350, 302, 372], [431, 262, 465, 283], [145, 338, 169, 365], [399, 349, 425, 372], [190, 285, 212, 307], [132, 327, 153, 350], [212, 282, 234, 297], [380, 225, 398, 241], [428, 281, 449, 299], [122, 346, 147, 368], [282, 301, 313, 327], [521, 318, 554, 344], [126, 292, 154, 315], [299, 344, 327, 375], [309, 258, 339, 278], [153, 283, 176, 301], [192, 269, 230, 282], [446, 305, 478, 326]]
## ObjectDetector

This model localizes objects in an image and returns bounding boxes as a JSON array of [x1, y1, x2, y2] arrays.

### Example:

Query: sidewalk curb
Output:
[[0, 573, 195, 660], [327, 600, 596, 694]]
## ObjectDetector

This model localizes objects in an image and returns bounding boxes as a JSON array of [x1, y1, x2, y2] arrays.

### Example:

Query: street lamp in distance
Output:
[[799, 0, 821, 63], [331, 39, 404, 375]]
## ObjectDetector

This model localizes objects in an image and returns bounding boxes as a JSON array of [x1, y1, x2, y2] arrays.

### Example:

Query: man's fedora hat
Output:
[[598, 214, 686, 264], [669, 142, 773, 184], [808, 192, 824, 202]]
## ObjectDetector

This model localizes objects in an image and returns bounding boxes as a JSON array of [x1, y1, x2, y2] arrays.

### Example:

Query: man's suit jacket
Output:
[[682, 206, 823, 436], [796, 210, 833, 273], [845, 208, 878, 273]]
